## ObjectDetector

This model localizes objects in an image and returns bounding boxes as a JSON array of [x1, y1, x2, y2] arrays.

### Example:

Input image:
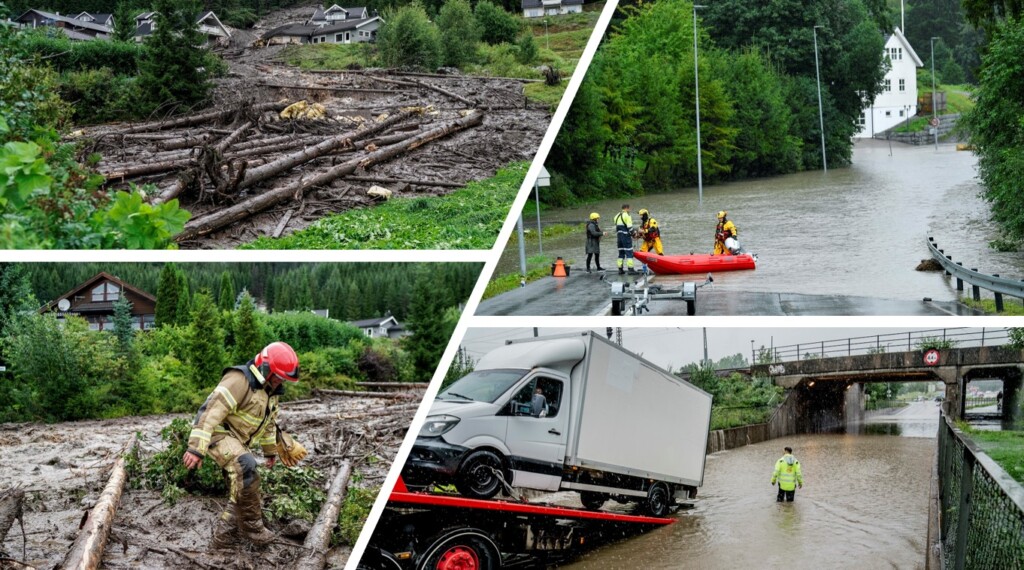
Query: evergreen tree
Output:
[[404, 272, 454, 381], [218, 270, 236, 311], [155, 263, 181, 327], [112, 296, 135, 358], [138, 0, 213, 112], [233, 291, 263, 363], [437, 0, 480, 67], [187, 291, 225, 388], [0, 263, 34, 335], [113, 1, 137, 43], [175, 269, 192, 326], [474, 0, 520, 45]]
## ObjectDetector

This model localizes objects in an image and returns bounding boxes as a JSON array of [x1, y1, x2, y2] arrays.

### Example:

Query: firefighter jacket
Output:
[[771, 454, 803, 491], [716, 220, 737, 240], [188, 363, 284, 459], [641, 217, 661, 241]]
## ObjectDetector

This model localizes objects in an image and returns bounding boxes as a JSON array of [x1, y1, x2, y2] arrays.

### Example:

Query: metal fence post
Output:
[[993, 275, 1004, 312], [956, 263, 964, 291], [954, 447, 975, 570], [971, 270, 981, 301], [909, 332, 912, 351], [981, 328, 985, 347]]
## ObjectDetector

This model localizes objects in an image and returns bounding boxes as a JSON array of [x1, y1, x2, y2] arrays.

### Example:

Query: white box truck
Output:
[[405, 331, 713, 516]]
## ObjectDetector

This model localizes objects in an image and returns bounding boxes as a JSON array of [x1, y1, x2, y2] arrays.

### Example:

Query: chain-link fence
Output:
[[938, 415, 1024, 569]]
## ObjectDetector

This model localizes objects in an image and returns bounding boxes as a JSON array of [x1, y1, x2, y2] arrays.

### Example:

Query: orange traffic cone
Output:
[[552, 257, 568, 277]]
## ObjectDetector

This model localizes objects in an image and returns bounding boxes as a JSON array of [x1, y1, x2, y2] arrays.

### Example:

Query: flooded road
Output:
[[561, 403, 938, 569], [504, 140, 1024, 303]]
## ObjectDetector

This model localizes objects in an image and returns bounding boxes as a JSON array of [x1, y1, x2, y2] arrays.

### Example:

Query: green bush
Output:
[[377, 2, 443, 70], [337, 484, 380, 544], [20, 31, 144, 73], [129, 418, 228, 496], [474, 0, 520, 45], [59, 69, 145, 124], [260, 464, 327, 522], [264, 312, 366, 353], [437, 0, 480, 67], [516, 33, 538, 64]]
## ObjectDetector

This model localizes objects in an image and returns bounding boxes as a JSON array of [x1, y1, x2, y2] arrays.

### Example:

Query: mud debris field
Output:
[[0, 389, 422, 570], [82, 63, 551, 249]]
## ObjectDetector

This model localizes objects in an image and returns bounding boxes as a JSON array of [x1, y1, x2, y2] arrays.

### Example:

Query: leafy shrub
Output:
[[59, 69, 145, 124], [916, 337, 959, 350], [358, 346, 397, 383], [516, 33, 538, 64], [337, 484, 380, 544], [260, 464, 327, 522], [474, 0, 520, 45], [20, 32, 144, 73], [376, 2, 443, 70], [129, 418, 227, 496], [437, 0, 480, 67], [263, 312, 366, 353]]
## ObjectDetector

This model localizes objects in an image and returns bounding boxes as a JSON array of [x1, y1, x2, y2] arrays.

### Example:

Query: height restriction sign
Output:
[[924, 349, 941, 366]]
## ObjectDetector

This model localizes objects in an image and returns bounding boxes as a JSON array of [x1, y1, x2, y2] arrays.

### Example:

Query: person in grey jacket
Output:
[[586, 212, 606, 273]]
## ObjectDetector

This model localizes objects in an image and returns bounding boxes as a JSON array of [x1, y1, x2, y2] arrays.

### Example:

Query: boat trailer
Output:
[[610, 271, 714, 316]]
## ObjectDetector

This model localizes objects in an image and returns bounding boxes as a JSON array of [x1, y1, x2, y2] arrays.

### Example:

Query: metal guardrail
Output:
[[938, 413, 1024, 569], [754, 327, 1011, 363], [928, 237, 1024, 312]]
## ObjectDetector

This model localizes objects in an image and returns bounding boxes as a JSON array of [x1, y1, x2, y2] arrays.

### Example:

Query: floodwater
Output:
[[505, 140, 1024, 302], [560, 402, 938, 569]]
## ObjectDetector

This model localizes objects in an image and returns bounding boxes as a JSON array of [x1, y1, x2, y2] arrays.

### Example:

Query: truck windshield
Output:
[[438, 369, 527, 403]]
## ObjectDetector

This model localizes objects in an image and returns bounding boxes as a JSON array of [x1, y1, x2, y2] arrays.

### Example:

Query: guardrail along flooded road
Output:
[[508, 140, 1024, 303], [561, 402, 941, 569]]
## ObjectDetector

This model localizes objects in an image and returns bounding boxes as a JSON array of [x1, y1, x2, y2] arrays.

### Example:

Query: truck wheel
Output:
[[686, 300, 696, 316], [612, 299, 623, 316], [579, 491, 607, 510], [643, 483, 670, 517], [455, 450, 505, 500], [418, 530, 501, 570]]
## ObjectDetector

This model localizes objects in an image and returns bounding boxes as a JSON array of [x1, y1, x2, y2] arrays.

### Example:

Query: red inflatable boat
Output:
[[634, 250, 757, 275]]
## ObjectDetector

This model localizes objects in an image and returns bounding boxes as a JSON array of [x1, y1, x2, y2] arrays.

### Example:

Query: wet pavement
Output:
[[496, 139, 1024, 313], [476, 273, 980, 316], [559, 404, 938, 569]]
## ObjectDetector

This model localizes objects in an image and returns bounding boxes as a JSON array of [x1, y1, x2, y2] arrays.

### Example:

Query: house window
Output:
[[899, 78, 905, 92], [336, 34, 343, 42], [897, 47, 903, 60], [857, 113, 866, 126], [345, 32, 350, 41], [885, 111, 891, 117], [899, 109, 904, 117], [884, 79, 891, 92], [143, 314, 156, 330], [91, 282, 120, 302]]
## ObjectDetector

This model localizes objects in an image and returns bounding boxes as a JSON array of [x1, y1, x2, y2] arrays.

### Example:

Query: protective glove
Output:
[[276, 430, 308, 467]]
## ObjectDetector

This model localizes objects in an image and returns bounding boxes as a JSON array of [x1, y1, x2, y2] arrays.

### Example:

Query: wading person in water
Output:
[[770, 446, 803, 502]]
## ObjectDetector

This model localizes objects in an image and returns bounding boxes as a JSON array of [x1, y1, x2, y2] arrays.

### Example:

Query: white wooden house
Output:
[[350, 313, 408, 339], [855, 28, 923, 137], [522, 0, 583, 18]]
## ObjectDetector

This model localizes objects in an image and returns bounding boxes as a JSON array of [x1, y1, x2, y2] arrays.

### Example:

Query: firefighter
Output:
[[638, 209, 663, 255], [713, 211, 738, 255], [614, 204, 636, 274], [585, 212, 606, 273], [770, 446, 803, 502], [182, 342, 309, 548]]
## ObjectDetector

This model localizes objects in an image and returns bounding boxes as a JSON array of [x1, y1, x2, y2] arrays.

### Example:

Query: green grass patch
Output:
[[483, 265, 550, 299], [893, 116, 930, 133], [920, 84, 976, 115], [336, 481, 379, 545], [507, 222, 581, 245], [280, 43, 376, 70], [960, 296, 1024, 316], [961, 426, 1024, 483], [244, 162, 528, 250], [710, 406, 776, 431]]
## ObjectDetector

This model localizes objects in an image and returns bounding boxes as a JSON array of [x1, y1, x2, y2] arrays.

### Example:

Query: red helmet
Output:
[[255, 342, 300, 382]]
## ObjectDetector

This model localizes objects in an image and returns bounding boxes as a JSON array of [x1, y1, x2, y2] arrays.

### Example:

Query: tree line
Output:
[[545, 0, 889, 205], [0, 262, 475, 423]]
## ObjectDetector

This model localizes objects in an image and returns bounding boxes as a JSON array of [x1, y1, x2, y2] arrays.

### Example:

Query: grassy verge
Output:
[[960, 296, 1024, 316], [280, 42, 375, 69], [483, 265, 550, 299], [920, 83, 976, 115], [960, 424, 1024, 483], [710, 406, 776, 431], [244, 162, 528, 249], [507, 222, 581, 245]]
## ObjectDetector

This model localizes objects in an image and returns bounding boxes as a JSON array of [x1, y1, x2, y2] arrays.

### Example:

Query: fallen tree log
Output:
[[59, 440, 136, 570], [291, 462, 352, 570], [407, 79, 477, 108], [118, 101, 286, 134], [345, 175, 462, 188], [314, 389, 416, 399], [176, 110, 483, 241], [259, 82, 405, 95], [0, 489, 24, 546], [355, 382, 430, 390]]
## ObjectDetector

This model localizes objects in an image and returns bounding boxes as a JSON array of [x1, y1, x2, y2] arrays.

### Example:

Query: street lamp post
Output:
[[813, 25, 827, 172], [930, 36, 939, 151], [693, 4, 707, 207]]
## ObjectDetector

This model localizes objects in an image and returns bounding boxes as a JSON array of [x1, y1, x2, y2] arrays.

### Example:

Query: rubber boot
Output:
[[210, 510, 239, 550], [236, 485, 276, 545]]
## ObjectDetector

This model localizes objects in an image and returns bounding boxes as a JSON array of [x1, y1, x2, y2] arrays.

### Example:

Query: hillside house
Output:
[[521, 0, 583, 18], [134, 10, 231, 46], [39, 272, 157, 331], [350, 313, 408, 339], [856, 28, 923, 137], [14, 9, 111, 40], [264, 5, 379, 45], [307, 4, 370, 25], [73, 11, 114, 26]]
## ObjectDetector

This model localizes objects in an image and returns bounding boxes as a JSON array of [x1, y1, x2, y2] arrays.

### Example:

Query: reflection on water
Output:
[[505, 141, 1024, 302], [561, 415, 936, 568]]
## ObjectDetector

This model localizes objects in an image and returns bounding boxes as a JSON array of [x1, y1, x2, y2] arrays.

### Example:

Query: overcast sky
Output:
[[459, 327, 1002, 372]]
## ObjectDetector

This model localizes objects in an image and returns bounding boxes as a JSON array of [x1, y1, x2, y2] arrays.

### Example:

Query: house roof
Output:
[[135, 21, 152, 36], [522, 0, 583, 8], [887, 27, 924, 67], [16, 9, 111, 33], [62, 27, 108, 40], [134, 11, 229, 38], [316, 16, 379, 33], [350, 315, 399, 328], [40, 271, 157, 313], [265, 17, 378, 39]]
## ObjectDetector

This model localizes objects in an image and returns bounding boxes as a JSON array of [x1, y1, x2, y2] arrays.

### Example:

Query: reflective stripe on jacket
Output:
[[614, 211, 633, 234], [771, 454, 803, 491], [188, 364, 283, 458]]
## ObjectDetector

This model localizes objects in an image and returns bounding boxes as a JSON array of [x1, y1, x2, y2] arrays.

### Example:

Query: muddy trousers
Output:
[[207, 436, 275, 547], [777, 488, 795, 502], [586, 253, 602, 270]]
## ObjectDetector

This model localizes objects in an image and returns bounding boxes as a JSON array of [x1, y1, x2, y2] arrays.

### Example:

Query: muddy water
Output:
[[561, 411, 936, 569], [505, 140, 1024, 302]]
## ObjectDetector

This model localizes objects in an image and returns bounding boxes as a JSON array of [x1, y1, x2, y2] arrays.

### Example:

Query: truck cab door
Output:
[[503, 373, 569, 491]]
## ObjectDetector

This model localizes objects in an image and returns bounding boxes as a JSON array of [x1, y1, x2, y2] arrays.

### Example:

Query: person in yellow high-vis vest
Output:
[[770, 446, 803, 502]]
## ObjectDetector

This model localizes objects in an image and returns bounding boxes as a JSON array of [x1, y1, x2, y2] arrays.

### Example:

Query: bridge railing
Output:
[[928, 236, 1024, 312], [760, 327, 1012, 362], [937, 413, 1024, 569]]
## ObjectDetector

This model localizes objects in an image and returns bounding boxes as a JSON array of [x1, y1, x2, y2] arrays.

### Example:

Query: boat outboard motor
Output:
[[724, 237, 743, 255]]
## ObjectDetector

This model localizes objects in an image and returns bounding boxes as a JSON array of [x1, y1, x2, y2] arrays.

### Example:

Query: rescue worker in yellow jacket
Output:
[[614, 204, 636, 274], [770, 446, 803, 502], [713, 211, 738, 255], [638, 209, 664, 255], [183, 342, 309, 548]]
